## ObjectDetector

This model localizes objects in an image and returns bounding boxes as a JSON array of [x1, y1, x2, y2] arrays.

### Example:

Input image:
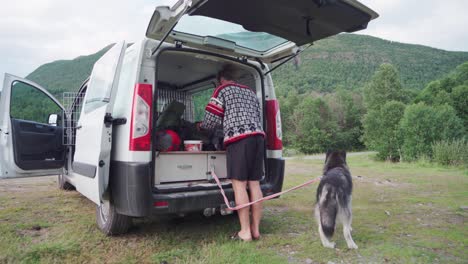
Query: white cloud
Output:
[[0, 0, 155, 78], [0, 0, 467, 81], [359, 0, 468, 51]]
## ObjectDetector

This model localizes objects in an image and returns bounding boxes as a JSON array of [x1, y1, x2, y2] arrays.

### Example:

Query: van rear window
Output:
[[174, 16, 288, 52]]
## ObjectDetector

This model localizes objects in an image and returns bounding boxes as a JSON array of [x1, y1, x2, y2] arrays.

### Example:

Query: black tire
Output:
[[57, 174, 75, 191], [96, 199, 132, 235]]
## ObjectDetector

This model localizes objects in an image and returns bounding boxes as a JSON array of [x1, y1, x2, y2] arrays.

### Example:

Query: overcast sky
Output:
[[1, 0, 467, 81]]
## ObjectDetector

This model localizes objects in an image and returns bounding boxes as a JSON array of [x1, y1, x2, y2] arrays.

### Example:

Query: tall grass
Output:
[[431, 139, 468, 166]]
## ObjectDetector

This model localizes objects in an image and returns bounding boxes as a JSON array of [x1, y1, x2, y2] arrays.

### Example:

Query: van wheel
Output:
[[57, 174, 75, 190], [96, 199, 132, 235]]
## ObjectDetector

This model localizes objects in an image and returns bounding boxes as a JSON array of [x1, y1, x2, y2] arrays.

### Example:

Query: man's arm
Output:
[[200, 95, 224, 130]]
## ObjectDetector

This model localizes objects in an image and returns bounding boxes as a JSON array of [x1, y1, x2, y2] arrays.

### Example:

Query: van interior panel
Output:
[[157, 51, 256, 89], [10, 118, 65, 170]]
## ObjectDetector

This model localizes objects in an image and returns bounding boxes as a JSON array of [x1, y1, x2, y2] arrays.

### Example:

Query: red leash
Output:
[[211, 167, 322, 211]]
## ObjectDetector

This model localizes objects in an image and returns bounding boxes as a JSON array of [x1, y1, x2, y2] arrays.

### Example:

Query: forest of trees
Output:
[[279, 61, 467, 165], [272, 34, 468, 94]]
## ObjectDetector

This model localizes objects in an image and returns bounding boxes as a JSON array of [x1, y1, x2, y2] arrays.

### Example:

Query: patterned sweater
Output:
[[201, 82, 265, 146]]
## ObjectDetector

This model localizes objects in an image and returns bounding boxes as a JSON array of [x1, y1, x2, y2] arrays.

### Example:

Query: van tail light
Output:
[[266, 99, 283, 150], [129, 83, 153, 151], [154, 201, 168, 207]]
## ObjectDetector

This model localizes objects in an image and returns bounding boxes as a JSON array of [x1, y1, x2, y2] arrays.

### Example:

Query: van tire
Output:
[[96, 198, 132, 235], [57, 174, 75, 191]]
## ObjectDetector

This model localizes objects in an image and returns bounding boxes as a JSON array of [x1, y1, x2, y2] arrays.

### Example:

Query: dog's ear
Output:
[[341, 151, 347, 160], [325, 150, 332, 162]]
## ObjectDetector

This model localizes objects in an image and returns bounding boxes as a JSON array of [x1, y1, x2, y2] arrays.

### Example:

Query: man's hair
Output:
[[217, 64, 239, 82]]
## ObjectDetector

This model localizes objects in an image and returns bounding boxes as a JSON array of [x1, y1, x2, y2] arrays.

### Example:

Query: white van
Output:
[[0, 0, 377, 235]]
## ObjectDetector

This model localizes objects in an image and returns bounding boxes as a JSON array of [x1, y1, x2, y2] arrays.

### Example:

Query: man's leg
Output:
[[248, 180, 263, 239], [231, 179, 252, 241]]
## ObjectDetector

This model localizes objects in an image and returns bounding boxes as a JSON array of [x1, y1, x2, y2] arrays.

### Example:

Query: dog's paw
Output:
[[323, 242, 336, 249], [347, 243, 358, 249]]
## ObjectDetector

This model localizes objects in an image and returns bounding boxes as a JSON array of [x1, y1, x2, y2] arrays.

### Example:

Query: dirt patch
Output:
[[16, 226, 50, 244], [286, 163, 320, 176], [0, 176, 56, 193], [396, 205, 466, 229], [354, 175, 407, 188], [374, 179, 399, 187], [265, 206, 290, 213]]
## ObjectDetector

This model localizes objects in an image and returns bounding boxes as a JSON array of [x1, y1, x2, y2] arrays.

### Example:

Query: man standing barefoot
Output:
[[200, 65, 265, 241]]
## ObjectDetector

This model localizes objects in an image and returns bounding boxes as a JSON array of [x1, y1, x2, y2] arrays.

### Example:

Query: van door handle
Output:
[[76, 125, 82, 130]]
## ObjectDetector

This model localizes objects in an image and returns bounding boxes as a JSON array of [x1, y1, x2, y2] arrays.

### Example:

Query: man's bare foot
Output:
[[251, 228, 261, 240], [232, 230, 252, 241]]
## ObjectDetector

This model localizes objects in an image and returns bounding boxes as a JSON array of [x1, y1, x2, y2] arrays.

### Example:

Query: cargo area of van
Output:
[[152, 49, 263, 188]]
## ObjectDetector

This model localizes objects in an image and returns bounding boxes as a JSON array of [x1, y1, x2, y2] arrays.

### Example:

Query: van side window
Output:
[[83, 81, 110, 113], [83, 63, 117, 113], [10, 81, 62, 125], [83, 44, 125, 114], [191, 87, 215, 121]]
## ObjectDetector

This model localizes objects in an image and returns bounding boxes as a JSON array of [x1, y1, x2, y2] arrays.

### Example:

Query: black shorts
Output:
[[226, 135, 265, 181]]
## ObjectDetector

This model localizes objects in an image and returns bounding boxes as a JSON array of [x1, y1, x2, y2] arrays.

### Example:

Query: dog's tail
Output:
[[318, 184, 338, 238]]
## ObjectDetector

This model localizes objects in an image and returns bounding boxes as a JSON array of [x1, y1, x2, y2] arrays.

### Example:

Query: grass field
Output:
[[0, 153, 466, 263]]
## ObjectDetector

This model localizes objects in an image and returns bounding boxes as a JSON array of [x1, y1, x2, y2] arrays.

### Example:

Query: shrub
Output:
[[399, 103, 465, 161], [432, 139, 468, 166], [362, 101, 406, 161], [283, 147, 300, 157], [293, 97, 339, 154], [450, 85, 468, 128]]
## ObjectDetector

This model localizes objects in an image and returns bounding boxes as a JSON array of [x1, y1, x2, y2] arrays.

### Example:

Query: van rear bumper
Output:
[[151, 188, 236, 214], [111, 158, 285, 217]]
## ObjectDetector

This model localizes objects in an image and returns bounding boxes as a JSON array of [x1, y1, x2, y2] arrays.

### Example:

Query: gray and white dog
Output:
[[315, 151, 358, 249]]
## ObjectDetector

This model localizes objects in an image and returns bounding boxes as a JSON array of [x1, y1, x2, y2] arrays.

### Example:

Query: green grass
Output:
[[0, 153, 466, 263]]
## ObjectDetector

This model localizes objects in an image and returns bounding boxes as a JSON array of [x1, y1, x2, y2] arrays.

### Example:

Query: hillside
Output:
[[26, 45, 113, 98], [25, 34, 468, 98], [272, 34, 468, 95]]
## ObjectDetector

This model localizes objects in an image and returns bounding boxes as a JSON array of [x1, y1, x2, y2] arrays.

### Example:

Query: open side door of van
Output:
[[0, 74, 65, 178], [71, 41, 126, 205], [146, 0, 378, 63]]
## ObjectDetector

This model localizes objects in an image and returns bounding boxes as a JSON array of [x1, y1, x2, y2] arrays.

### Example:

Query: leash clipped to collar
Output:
[[210, 166, 322, 211]]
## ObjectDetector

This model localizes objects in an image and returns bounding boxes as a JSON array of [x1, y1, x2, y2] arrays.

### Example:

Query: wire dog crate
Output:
[[157, 88, 195, 122], [62, 89, 194, 145], [62, 92, 85, 146]]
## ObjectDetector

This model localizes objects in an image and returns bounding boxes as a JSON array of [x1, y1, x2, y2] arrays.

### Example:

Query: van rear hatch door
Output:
[[146, 0, 199, 41], [146, 0, 378, 62]]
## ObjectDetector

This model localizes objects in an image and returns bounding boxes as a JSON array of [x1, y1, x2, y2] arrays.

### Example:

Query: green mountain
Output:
[[272, 34, 468, 95], [26, 34, 468, 98], [26, 44, 113, 98]]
